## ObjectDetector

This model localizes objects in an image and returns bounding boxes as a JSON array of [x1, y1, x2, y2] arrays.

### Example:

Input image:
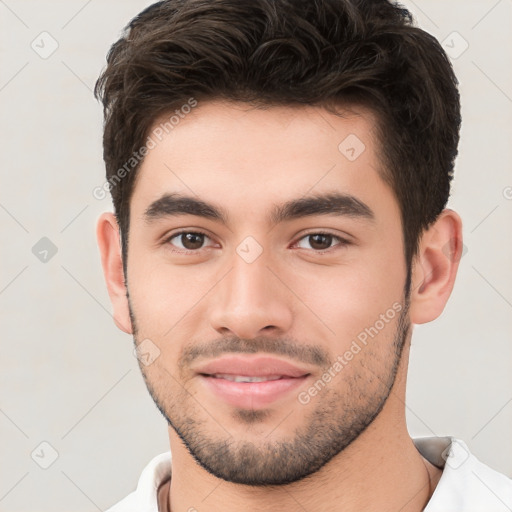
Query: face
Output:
[[125, 100, 411, 485]]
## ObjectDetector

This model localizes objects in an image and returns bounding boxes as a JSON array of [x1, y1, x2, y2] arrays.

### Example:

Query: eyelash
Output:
[[163, 229, 351, 254]]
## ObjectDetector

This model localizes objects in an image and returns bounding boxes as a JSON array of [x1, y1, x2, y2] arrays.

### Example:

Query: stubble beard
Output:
[[129, 292, 411, 486]]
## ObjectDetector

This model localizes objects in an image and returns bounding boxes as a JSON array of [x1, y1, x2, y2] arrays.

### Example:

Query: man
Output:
[[94, 0, 512, 510]]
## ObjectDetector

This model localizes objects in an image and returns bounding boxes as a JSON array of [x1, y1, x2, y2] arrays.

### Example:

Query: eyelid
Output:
[[295, 228, 353, 241]]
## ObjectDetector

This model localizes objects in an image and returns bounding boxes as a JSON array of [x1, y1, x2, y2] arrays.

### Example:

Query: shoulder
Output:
[[419, 437, 512, 512], [104, 490, 138, 512], [104, 451, 173, 512]]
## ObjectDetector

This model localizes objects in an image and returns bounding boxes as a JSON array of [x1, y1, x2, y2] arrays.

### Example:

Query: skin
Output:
[[97, 100, 463, 512]]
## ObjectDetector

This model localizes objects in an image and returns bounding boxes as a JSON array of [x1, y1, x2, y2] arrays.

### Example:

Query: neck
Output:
[[166, 343, 442, 512]]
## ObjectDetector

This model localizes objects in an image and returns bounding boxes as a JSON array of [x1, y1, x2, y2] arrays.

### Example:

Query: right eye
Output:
[[165, 230, 215, 253]]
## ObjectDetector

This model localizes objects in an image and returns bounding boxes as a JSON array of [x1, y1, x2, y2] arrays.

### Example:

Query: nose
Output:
[[209, 247, 293, 339]]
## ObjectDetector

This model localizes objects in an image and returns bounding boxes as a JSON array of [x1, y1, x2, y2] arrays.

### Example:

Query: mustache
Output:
[[178, 336, 331, 369]]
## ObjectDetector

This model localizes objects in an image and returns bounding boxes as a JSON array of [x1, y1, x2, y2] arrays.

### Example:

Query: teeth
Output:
[[212, 374, 282, 383]]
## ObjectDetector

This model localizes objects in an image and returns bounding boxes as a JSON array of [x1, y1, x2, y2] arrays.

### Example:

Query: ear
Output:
[[409, 209, 464, 324], [96, 212, 133, 334]]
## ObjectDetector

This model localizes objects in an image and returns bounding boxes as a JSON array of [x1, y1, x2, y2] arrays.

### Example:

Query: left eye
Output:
[[295, 233, 348, 251]]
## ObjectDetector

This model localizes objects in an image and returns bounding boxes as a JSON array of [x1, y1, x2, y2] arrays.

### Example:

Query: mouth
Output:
[[194, 356, 312, 409], [207, 374, 286, 383]]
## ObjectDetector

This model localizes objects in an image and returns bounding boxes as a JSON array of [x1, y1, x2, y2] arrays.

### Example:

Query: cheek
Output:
[[291, 242, 406, 350], [127, 252, 215, 335]]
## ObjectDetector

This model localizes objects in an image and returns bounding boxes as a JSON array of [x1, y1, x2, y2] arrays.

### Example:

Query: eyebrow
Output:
[[144, 192, 375, 226]]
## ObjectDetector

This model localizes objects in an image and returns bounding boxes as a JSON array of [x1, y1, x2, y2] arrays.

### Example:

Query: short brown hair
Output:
[[94, 0, 461, 281]]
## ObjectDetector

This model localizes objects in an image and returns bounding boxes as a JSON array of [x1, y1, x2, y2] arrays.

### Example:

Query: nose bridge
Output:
[[209, 240, 293, 337], [229, 245, 272, 303]]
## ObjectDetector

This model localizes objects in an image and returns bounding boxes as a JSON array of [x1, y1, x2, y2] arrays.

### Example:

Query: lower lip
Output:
[[199, 374, 309, 409]]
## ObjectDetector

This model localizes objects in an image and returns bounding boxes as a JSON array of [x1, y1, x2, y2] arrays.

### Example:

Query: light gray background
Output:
[[0, 1, 511, 510]]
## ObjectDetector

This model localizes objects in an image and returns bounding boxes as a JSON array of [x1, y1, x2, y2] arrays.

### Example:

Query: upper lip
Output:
[[194, 355, 311, 378]]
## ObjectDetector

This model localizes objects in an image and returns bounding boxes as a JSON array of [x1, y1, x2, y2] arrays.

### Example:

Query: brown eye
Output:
[[296, 233, 350, 251], [308, 234, 333, 250], [180, 233, 204, 250], [167, 231, 212, 251]]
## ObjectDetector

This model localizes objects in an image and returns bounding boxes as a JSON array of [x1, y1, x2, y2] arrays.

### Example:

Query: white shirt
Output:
[[106, 437, 512, 511]]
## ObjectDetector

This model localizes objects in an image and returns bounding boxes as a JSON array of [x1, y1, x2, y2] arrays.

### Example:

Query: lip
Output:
[[195, 356, 311, 409], [195, 355, 311, 378]]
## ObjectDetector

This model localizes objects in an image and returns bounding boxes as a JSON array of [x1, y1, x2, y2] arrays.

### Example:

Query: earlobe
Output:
[[96, 212, 133, 334], [409, 209, 463, 325]]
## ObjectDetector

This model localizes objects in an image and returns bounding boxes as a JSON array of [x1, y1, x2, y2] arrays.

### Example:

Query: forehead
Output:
[[131, 100, 397, 226]]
